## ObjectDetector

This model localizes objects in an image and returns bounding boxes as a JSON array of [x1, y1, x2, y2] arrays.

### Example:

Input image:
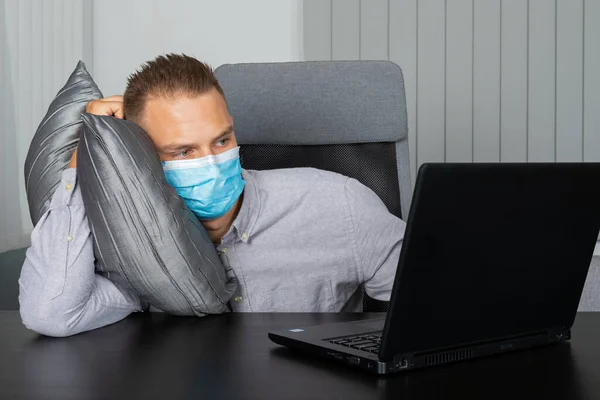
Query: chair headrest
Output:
[[214, 61, 408, 145]]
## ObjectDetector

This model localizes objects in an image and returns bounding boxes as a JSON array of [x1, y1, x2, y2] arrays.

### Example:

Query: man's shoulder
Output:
[[244, 168, 349, 192], [242, 168, 388, 214]]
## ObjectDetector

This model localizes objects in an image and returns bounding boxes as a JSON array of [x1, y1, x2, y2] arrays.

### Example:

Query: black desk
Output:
[[1, 311, 599, 400]]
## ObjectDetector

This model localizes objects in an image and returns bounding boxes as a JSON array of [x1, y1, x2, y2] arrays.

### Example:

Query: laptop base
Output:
[[269, 322, 571, 375]]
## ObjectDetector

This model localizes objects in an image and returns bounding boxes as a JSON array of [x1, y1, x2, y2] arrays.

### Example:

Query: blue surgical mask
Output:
[[162, 147, 245, 220]]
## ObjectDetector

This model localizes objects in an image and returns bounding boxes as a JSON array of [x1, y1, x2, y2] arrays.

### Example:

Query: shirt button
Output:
[[241, 232, 249, 240], [221, 247, 228, 253], [67, 234, 73, 242], [234, 296, 242, 303], [65, 183, 73, 191]]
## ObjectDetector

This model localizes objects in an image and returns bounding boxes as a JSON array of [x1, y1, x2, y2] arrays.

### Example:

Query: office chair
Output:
[[214, 61, 412, 312], [0, 248, 27, 310]]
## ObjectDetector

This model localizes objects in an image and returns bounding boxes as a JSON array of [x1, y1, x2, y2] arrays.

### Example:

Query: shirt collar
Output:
[[225, 169, 261, 243]]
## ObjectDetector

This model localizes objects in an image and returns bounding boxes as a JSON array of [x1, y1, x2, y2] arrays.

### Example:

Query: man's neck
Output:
[[201, 194, 244, 244]]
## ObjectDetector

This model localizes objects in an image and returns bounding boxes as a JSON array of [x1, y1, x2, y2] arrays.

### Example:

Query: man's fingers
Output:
[[113, 107, 125, 119], [98, 95, 124, 102], [89, 101, 122, 116], [86, 100, 125, 119]]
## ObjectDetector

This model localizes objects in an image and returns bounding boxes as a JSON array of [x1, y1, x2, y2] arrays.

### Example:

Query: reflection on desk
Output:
[[0, 312, 598, 400]]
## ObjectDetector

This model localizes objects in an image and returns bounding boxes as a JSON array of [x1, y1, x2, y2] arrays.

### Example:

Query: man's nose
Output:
[[197, 148, 217, 159]]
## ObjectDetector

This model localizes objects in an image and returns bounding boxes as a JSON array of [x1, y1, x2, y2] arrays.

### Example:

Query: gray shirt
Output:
[[18, 167, 406, 337]]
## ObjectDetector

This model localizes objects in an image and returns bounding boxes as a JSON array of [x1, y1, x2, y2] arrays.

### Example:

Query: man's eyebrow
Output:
[[160, 126, 234, 151], [211, 126, 234, 142], [161, 142, 196, 152]]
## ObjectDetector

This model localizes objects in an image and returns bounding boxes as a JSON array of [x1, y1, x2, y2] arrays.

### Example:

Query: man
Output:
[[18, 54, 406, 337]]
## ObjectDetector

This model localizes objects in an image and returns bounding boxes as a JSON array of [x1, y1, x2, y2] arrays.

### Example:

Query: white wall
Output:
[[92, 0, 303, 95], [303, 0, 600, 181], [1, 0, 92, 253]]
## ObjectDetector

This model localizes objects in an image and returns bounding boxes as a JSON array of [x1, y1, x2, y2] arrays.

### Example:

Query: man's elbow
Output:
[[20, 312, 78, 338], [19, 299, 80, 338], [19, 295, 134, 337]]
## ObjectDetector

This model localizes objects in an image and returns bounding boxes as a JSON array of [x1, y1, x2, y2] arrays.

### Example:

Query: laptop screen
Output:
[[382, 163, 600, 358]]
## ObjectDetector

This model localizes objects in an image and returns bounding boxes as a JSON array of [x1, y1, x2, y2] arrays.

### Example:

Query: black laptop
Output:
[[268, 162, 600, 374]]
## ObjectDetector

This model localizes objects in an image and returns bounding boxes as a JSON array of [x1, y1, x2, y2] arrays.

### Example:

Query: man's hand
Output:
[[85, 95, 125, 119], [69, 96, 125, 168]]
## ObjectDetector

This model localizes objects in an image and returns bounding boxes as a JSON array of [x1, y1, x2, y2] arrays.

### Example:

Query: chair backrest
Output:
[[215, 61, 411, 311]]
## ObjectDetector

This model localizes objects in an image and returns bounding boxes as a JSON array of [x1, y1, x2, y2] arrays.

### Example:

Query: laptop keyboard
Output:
[[329, 332, 382, 353]]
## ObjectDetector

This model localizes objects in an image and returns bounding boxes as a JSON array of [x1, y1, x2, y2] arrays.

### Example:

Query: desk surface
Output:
[[1, 311, 599, 400]]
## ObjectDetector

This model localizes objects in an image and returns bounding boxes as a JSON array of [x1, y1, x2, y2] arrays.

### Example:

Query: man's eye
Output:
[[177, 149, 190, 158], [216, 138, 230, 147]]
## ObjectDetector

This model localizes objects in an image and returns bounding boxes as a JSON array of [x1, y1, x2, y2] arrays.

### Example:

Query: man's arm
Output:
[[344, 178, 406, 301], [18, 168, 142, 337]]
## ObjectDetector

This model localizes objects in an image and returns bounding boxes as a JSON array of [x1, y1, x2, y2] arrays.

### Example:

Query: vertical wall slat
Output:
[[500, 0, 528, 162], [303, 0, 332, 61], [31, 1, 43, 134], [42, 0, 54, 106], [556, 0, 583, 162], [0, 1, 3, 96], [389, 0, 418, 179], [527, 0, 556, 162], [53, 0, 63, 94], [332, 0, 359, 60], [63, 0, 74, 75], [417, 0, 446, 164], [81, 0, 93, 73], [473, 0, 501, 162], [17, 0, 33, 233], [583, 0, 600, 161], [73, 0, 84, 66], [445, 0, 473, 162], [359, 0, 388, 60]]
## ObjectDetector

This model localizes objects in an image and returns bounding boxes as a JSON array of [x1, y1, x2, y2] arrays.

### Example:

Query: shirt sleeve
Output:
[[344, 177, 406, 301], [18, 168, 142, 337]]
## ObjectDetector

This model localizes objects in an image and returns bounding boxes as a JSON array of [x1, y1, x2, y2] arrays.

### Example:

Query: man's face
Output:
[[140, 89, 237, 161]]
